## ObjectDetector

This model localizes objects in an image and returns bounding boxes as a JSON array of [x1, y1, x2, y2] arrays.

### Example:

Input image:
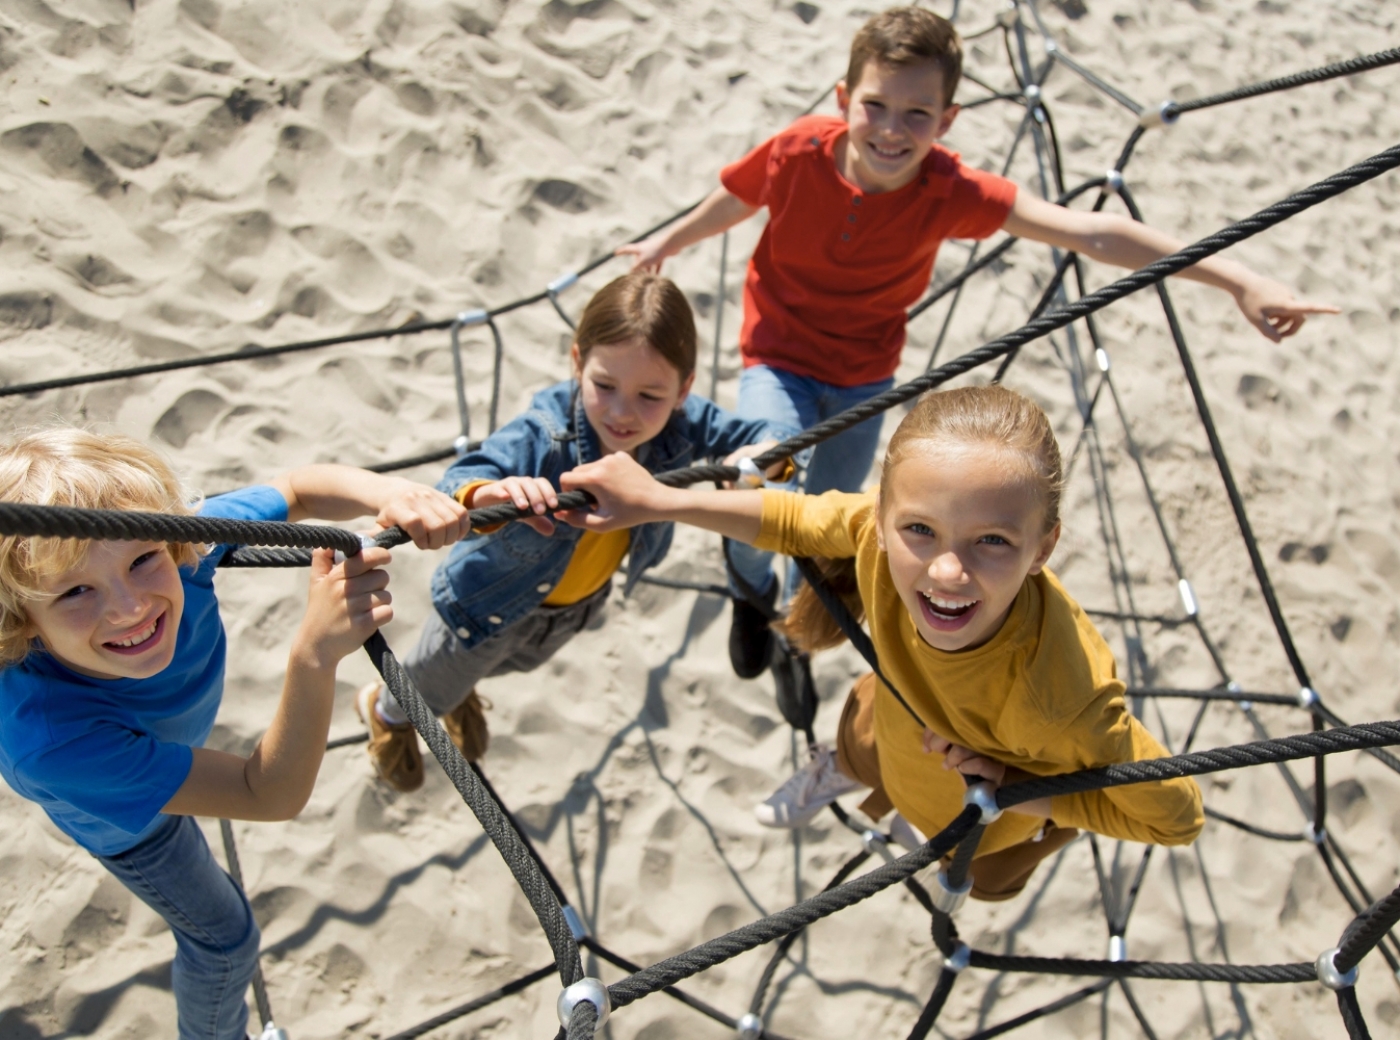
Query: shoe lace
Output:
[[773, 745, 837, 809]]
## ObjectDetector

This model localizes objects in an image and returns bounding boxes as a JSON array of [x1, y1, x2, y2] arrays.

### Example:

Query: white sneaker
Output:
[[754, 744, 864, 828], [888, 812, 928, 853]]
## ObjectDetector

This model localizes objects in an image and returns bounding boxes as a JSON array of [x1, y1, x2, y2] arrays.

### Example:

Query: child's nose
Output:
[[928, 552, 967, 584]]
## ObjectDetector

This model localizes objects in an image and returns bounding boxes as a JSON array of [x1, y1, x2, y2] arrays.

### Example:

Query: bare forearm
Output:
[[274, 465, 411, 524], [1072, 215, 1259, 297], [658, 186, 760, 254]]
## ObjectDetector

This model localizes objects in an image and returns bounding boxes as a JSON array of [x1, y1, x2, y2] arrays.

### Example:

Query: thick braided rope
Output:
[[604, 806, 981, 1010], [380, 964, 555, 1040], [362, 632, 583, 988], [996, 720, 1400, 808], [1167, 46, 1400, 118], [0, 501, 364, 554], [1336, 881, 1400, 974], [564, 1000, 598, 1040], [965, 950, 1313, 983]]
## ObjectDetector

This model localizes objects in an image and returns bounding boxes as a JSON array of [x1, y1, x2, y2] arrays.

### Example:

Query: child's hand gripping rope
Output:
[[921, 728, 1054, 819]]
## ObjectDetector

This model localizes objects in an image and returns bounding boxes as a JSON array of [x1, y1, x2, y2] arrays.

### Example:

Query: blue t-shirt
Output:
[[0, 485, 289, 856]]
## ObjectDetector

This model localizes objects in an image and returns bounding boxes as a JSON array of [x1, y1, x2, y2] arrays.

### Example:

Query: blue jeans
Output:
[[728, 364, 895, 599], [96, 815, 260, 1040]]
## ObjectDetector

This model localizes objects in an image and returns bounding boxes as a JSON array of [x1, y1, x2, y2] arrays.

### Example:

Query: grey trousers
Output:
[[403, 584, 611, 715]]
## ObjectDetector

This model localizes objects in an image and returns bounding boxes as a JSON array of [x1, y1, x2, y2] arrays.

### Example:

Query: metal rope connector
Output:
[[455, 307, 488, 327], [1102, 169, 1124, 196], [1108, 935, 1127, 962], [1315, 947, 1359, 991], [1023, 83, 1042, 105], [333, 533, 379, 564], [1043, 38, 1058, 55], [548, 271, 581, 295], [735, 457, 766, 489], [1138, 100, 1180, 130], [736, 1012, 764, 1039], [943, 941, 972, 973], [557, 978, 611, 1031], [1305, 821, 1327, 846], [563, 905, 590, 940], [256, 1023, 290, 1040], [862, 829, 896, 863], [932, 869, 973, 915], [964, 781, 1003, 825], [1095, 347, 1111, 373], [1177, 578, 1199, 619], [453, 434, 472, 458], [1297, 686, 1320, 709]]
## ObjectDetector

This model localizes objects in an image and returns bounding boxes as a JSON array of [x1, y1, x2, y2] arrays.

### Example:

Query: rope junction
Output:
[[9, 5, 1400, 1038]]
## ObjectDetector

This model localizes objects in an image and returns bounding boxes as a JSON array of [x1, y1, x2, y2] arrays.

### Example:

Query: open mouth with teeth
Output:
[[917, 591, 981, 632], [867, 140, 911, 163], [103, 612, 166, 656]]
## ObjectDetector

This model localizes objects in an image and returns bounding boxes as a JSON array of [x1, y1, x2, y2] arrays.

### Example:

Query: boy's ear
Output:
[[1026, 521, 1061, 575], [835, 79, 850, 116], [935, 102, 960, 139]]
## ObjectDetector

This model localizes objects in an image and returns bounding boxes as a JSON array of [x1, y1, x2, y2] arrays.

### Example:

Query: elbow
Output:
[[1148, 789, 1205, 847]]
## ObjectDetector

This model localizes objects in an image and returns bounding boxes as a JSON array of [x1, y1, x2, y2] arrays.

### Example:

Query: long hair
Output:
[[780, 385, 1063, 653], [574, 271, 697, 378]]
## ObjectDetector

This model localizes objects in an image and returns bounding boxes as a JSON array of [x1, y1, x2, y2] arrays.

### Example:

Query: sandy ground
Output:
[[2, 0, 1400, 1037]]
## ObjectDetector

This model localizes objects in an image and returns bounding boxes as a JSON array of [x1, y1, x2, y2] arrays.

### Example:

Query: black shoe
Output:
[[729, 584, 777, 679]]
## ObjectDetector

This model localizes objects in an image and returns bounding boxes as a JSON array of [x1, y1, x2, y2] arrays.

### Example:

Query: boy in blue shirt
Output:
[[0, 427, 469, 1040]]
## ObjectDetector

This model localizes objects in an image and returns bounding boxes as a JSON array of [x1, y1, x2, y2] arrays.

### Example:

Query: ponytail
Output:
[[777, 556, 865, 653]]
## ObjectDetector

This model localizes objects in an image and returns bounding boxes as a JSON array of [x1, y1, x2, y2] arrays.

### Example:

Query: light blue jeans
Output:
[[728, 364, 895, 599], [97, 814, 260, 1040]]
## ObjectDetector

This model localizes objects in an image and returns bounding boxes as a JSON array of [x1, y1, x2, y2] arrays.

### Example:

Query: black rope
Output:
[[379, 964, 555, 1040], [360, 631, 582, 988], [959, 981, 1111, 1040], [1202, 805, 1305, 843], [1128, 686, 1298, 706], [906, 967, 958, 1040], [966, 949, 1313, 983], [1337, 986, 1373, 1040], [217, 819, 274, 1029], [996, 720, 1400, 808], [1336, 882, 1400, 974], [1166, 46, 1400, 119], [604, 806, 981, 1009]]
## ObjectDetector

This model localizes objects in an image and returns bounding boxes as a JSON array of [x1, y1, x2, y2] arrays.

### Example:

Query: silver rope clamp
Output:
[[964, 781, 1003, 825], [1043, 39, 1058, 56], [944, 941, 972, 973], [1023, 83, 1042, 104], [563, 905, 590, 940], [456, 307, 488, 327], [1297, 686, 1320, 709], [1138, 100, 1180, 130], [932, 869, 973, 915], [1108, 935, 1127, 962], [557, 978, 611, 1031], [1177, 578, 1199, 619], [1102, 169, 1124, 196], [736, 1012, 764, 1039], [1315, 947, 1359, 991], [735, 457, 766, 489], [1305, 821, 1326, 846], [453, 434, 472, 458], [1095, 347, 1111, 373], [256, 1024, 290, 1040], [862, 828, 896, 863], [548, 271, 581, 295], [333, 533, 379, 564]]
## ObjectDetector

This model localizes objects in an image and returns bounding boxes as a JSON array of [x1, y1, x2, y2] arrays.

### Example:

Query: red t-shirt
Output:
[[721, 115, 1017, 387]]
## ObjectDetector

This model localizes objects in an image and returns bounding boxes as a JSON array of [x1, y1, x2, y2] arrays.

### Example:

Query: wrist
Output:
[[289, 629, 342, 674]]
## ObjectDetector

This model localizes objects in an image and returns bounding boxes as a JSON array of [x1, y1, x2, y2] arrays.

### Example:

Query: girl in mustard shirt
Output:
[[559, 384, 1202, 902]]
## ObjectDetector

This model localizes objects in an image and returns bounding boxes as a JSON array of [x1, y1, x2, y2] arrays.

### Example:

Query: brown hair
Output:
[[781, 385, 1062, 653], [846, 7, 963, 103], [0, 426, 202, 665], [574, 272, 697, 379]]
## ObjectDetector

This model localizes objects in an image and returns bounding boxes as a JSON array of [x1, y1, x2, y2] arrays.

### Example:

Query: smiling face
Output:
[[23, 540, 184, 680], [836, 59, 959, 194], [573, 336, 695, 456], [877, 441, 1060, 653]]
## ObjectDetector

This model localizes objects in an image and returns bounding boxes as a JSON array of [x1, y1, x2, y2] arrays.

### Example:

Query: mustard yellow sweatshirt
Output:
[[755, 490, 1203, 854]]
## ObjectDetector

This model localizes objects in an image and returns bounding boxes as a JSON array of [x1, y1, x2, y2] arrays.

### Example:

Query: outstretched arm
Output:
[[558, 451, 764, 542], [1003, 192, 1339, 342], [270, 464, 470, 550], [616, 185, 760, 272], [164, 546, 394, 821]]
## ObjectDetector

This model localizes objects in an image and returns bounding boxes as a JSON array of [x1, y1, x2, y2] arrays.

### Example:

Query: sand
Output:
[[2, 0, 1400, 1037]]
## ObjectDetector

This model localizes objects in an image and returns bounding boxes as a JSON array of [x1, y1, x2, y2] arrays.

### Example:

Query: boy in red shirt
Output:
[[621, 6, 1335, 678]]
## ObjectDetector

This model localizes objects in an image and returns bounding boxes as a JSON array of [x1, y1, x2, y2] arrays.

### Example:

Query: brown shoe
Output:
[[355, 683, 424, 792], [442, 690, 490, 762]]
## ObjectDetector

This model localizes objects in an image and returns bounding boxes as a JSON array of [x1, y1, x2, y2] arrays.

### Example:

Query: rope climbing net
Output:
[[6, 4, 1400, 1038]]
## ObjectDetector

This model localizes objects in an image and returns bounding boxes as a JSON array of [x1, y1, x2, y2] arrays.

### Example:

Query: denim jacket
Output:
[[430, 380, 777, 649]]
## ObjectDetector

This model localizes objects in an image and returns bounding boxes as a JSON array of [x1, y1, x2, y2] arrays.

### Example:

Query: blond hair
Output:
[[0, 427, 201, 664], [781, 385, 1063, 653]]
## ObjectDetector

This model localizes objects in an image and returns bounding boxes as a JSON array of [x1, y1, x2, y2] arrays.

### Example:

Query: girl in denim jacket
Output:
[[357, 272, 785, 790]]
